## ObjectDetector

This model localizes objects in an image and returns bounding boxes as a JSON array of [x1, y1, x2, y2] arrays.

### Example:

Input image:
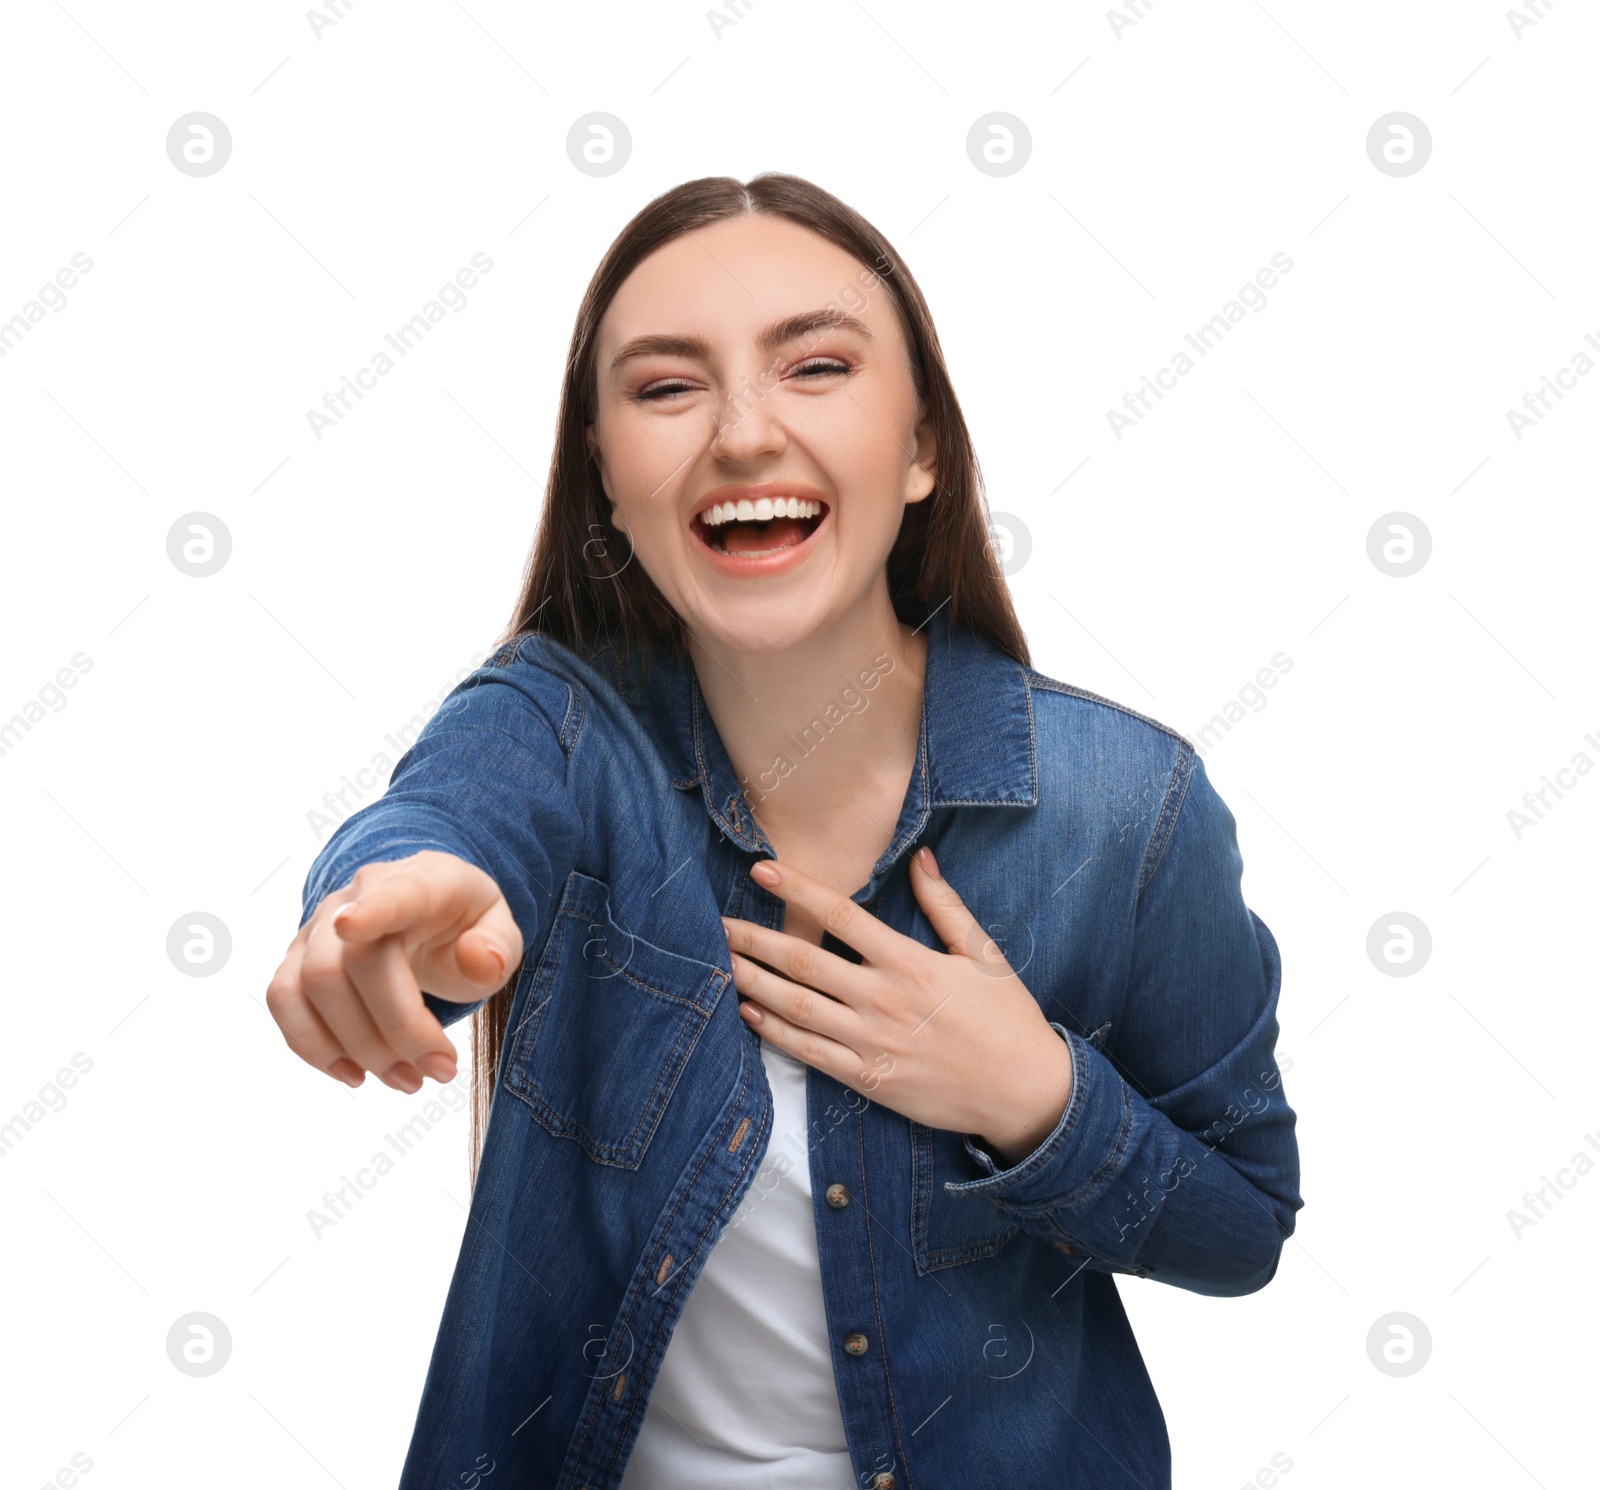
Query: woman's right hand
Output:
[[266, 850, 523, 1093]]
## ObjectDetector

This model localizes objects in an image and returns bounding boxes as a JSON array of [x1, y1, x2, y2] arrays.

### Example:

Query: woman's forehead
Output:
[[601, 217, 890, 345]]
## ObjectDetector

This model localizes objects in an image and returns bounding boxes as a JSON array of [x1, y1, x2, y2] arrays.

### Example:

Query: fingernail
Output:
[[918, 845, 940, 878], [332, 902, 359, 927], [738, 1001, 763, 1025], [384, 1064, 422, 1094], [331, 1059, 364, 1088], [419, 1053, 457, 1083], [750, 860, 780, 886], [486, 946, 507, 979]]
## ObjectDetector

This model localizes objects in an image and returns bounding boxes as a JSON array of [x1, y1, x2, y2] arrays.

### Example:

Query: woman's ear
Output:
[[904, 406, 938, 506]]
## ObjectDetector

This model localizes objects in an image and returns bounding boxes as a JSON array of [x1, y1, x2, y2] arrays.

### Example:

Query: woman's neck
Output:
[[689, 598, 929, 850]]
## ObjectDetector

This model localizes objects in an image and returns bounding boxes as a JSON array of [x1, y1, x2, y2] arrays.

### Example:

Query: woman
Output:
[[267, 173, 1302, 1490]]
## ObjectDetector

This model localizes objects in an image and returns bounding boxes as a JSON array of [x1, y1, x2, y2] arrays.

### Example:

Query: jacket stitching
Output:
[[503, 889, 725, 1167], [1024, 672, 1191, 746], [395, 721, 572, 757], [950, 1030, 1130, 1211], [1021, 662, 1039, 801], [1137, 742, 1196, 895], [690, 671, 758, 847], [944, 1025, 1087, 1194], [583, 1042, 767, 1488], [1048, 1075, 1134, 1212], [988, 1069, 1135, 1218], [992, 1068, 1135, 1216], [512, 985, 709, 1167], [910, 1123, 1019, 1270], [563, 908, 723, 1009], [573, 1040, 761, 1480], [857, 1100, 916, 1490], [558, 683, 585, 757]]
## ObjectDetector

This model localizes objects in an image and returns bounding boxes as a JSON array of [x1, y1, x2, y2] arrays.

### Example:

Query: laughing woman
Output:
[[267, 173, 1301, 1490]]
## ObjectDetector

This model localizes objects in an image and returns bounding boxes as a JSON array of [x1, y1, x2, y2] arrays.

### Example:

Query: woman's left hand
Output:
[[722, 846, 1075, 1168]]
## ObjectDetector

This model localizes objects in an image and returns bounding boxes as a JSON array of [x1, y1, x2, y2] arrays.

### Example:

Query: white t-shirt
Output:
[[619, 1037, 854, 1488]]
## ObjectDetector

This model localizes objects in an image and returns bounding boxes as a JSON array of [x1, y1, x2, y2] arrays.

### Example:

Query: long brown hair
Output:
[[466, 171, 1029, 1185]]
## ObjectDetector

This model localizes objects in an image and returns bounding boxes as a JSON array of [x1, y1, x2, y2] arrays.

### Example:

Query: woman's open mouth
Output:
[[690, 495, 830, 566]]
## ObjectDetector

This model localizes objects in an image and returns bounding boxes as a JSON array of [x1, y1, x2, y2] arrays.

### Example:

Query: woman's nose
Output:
[[709, 378, 787, 461]]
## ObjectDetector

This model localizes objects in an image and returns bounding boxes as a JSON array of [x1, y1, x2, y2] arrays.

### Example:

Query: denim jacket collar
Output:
[[627, 600, 1038, 881]]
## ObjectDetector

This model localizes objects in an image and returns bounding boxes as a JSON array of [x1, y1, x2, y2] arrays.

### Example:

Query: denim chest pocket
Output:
[[501, 869, 730, 1170], [910, 1122, 1021, 1272]]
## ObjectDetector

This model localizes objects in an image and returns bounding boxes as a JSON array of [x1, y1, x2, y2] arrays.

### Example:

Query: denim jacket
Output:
[[299, 602, 1301, 1489]]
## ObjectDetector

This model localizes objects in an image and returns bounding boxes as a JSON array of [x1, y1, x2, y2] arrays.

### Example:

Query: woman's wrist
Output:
[[976, 1030, 1075, 1169]]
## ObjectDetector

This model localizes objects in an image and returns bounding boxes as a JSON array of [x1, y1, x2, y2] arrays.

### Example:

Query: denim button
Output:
[[871, 1475, 897, 1489], [843, 1331, 869, 1357], [825, 1183, 851, 1208], [1053, 1240, 1079, 1256]]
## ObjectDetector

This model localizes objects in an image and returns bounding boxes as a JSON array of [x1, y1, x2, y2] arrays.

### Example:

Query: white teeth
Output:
[[699, 497, 823, 527]]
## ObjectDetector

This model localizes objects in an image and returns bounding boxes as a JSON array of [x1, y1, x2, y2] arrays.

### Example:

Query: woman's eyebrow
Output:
[[608, 308, 873, 373]]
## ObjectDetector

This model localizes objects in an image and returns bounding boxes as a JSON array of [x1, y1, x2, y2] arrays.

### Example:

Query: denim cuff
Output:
[[422, 991, 488, 1030], [306, 834, 500, 1033], [944, 1020, 1134, 1213]]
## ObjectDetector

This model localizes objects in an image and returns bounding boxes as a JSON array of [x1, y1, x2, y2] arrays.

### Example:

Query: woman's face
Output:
[[585, 213, 937, 653]]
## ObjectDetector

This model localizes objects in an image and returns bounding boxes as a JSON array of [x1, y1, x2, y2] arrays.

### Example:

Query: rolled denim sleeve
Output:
[[944, 747, 1302, 1298], [299, 655, 585, 1029]]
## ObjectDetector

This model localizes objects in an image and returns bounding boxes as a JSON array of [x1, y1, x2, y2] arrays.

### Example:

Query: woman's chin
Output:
[[675, 591, 835, 657]]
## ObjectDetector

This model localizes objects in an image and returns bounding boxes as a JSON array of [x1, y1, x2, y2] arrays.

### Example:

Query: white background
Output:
[[1, 1, 1595, 1485]]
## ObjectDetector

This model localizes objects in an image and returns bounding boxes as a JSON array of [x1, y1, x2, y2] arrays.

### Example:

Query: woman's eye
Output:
[[635, 380, 695, 402], [791, 358, 851, 380], [633, 359, 850, 402]]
